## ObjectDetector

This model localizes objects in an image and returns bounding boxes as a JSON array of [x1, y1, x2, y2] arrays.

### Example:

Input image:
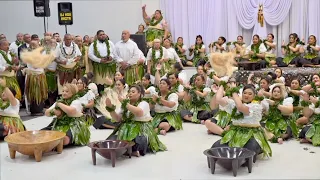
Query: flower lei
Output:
[[93, 39, 110, 58], [288, 87, 301, 107], [187, 85, 206, 107], [309, 82, 319, 97], [77, 88, 89, 98], [0, 99, 10, 110], [15, 40, 23, 47], [151, 47, 163, 63], [121, 99, 141, 122], [209, 42, 218, 48], [250, 40, 262, 61], [268, 98, 284, 121], [149, 15, 163, 26], [60, 42, 76, 59], [231, 107, 244, 120], [281, 42, 299, 55], [193, 44, 202, 57], [54, 94, 80, 116], [306, 43, 317, 55], [175, 43, 184, 56], [263, 39, 272, 51], [44, 46, 51, 54], [225, 87, 240, 97], [171, 82, 180, 93], [0, 50, 13, 66]]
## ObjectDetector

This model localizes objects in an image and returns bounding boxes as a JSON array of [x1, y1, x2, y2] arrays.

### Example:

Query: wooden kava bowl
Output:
[[4, 130, 66, 162]]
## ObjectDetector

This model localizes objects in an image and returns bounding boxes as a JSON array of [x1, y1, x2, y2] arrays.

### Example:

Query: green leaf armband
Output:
[[315, 101, 320, 108], [301, 100, 311, 107], [49, 109, 55, 117], [106, 105, 116, 112], [225, 87, 240, 97], [219, 81, 228, 89]]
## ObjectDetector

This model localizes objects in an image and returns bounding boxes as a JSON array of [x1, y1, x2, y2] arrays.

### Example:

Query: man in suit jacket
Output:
[[17, 34, 32, 108]]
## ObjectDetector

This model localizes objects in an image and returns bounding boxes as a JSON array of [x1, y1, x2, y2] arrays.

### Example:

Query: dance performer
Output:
[[212, 83, 272, 158], [106, 84, 167, 156], [44, 83, 90, 146]]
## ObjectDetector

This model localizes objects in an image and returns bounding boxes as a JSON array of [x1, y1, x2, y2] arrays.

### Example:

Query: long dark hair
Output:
[[130, 84, 145, 98], [195, 35, 204, 45], [289, 33, 300, 44]]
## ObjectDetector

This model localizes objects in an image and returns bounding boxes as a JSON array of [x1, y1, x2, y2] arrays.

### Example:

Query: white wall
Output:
[[0, 0, 160, 43]]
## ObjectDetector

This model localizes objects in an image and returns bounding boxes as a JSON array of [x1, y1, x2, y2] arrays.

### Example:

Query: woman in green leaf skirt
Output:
[[44, 84, 90, 146], [76, 77, 97, 126], [205, 83, 231, 136], [181, 74, 212, 124], [296, 74, 320, 126], [261, 84, 294, 144], [0, 78, 25, 139], [275, 33, 302, 67], [151, 79, 182, 136], [211, 84, 272, 158], [106, 84, 166, 156], [299, 95, 320, 146]]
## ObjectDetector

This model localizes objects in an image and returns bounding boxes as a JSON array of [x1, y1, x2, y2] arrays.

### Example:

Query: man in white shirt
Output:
[[115, 30, 144, 85], [0, 39, 21, 100], [146, 39, 168, 76], [88, 30, 116, 93], [9, 33, 24, 57], [56, 34, 82, 94]]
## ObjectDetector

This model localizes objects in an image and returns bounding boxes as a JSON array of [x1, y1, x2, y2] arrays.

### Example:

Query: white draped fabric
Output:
[[160, 0, 318, 57], [234, 0, 292, 39]]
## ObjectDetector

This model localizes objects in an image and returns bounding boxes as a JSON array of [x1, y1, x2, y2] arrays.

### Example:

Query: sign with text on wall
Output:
[[58, 2, 73, 25]]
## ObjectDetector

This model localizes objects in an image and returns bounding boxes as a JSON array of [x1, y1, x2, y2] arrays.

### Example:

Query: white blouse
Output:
[[78, 90, 96, 105], [116, 101, 152, 122], [245, 43, 267, 54], [165, 47, 181, 62], [0, 99, 20, 115], [49, 99, 83, 114], [154, 93, 179, 113], [214, 43, 227, 53], [220, 99, 263, 126], [266, 42, 277, 54], [144, 86, 157, 98], [261, 97, 293, 113]]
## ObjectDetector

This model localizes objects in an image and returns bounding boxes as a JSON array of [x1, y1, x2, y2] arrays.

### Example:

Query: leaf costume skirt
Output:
[[302, 117, 320, 146], [146, 28, 165, 43], [265, 115, 295, 140], [221, 125, 272, 157], [152, 111, 183, 130], [46, 71, 57, 93], [124, 64, 144, 86], [0, 76, 21, 100], [25, 72, 48, 105], [116, 121, 167, 153], [0, 116, 25, 134], [182, 103, 211, 123], [214, 110, 232, 128], [92, 61, 116, 85], [52, 116, 90, 146]]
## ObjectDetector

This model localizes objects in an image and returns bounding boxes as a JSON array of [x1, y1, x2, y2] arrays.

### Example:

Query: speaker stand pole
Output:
[[65, 25, 68, 34], [43, 17, 47, 33]]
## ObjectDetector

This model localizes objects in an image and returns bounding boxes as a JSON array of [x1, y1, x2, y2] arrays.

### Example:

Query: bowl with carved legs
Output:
[[4, 130, 65, 162], [204, 147, 255, 177]]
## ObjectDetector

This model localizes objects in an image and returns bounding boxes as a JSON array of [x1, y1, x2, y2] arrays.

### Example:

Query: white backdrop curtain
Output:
[[160, 0, 319, 57]]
